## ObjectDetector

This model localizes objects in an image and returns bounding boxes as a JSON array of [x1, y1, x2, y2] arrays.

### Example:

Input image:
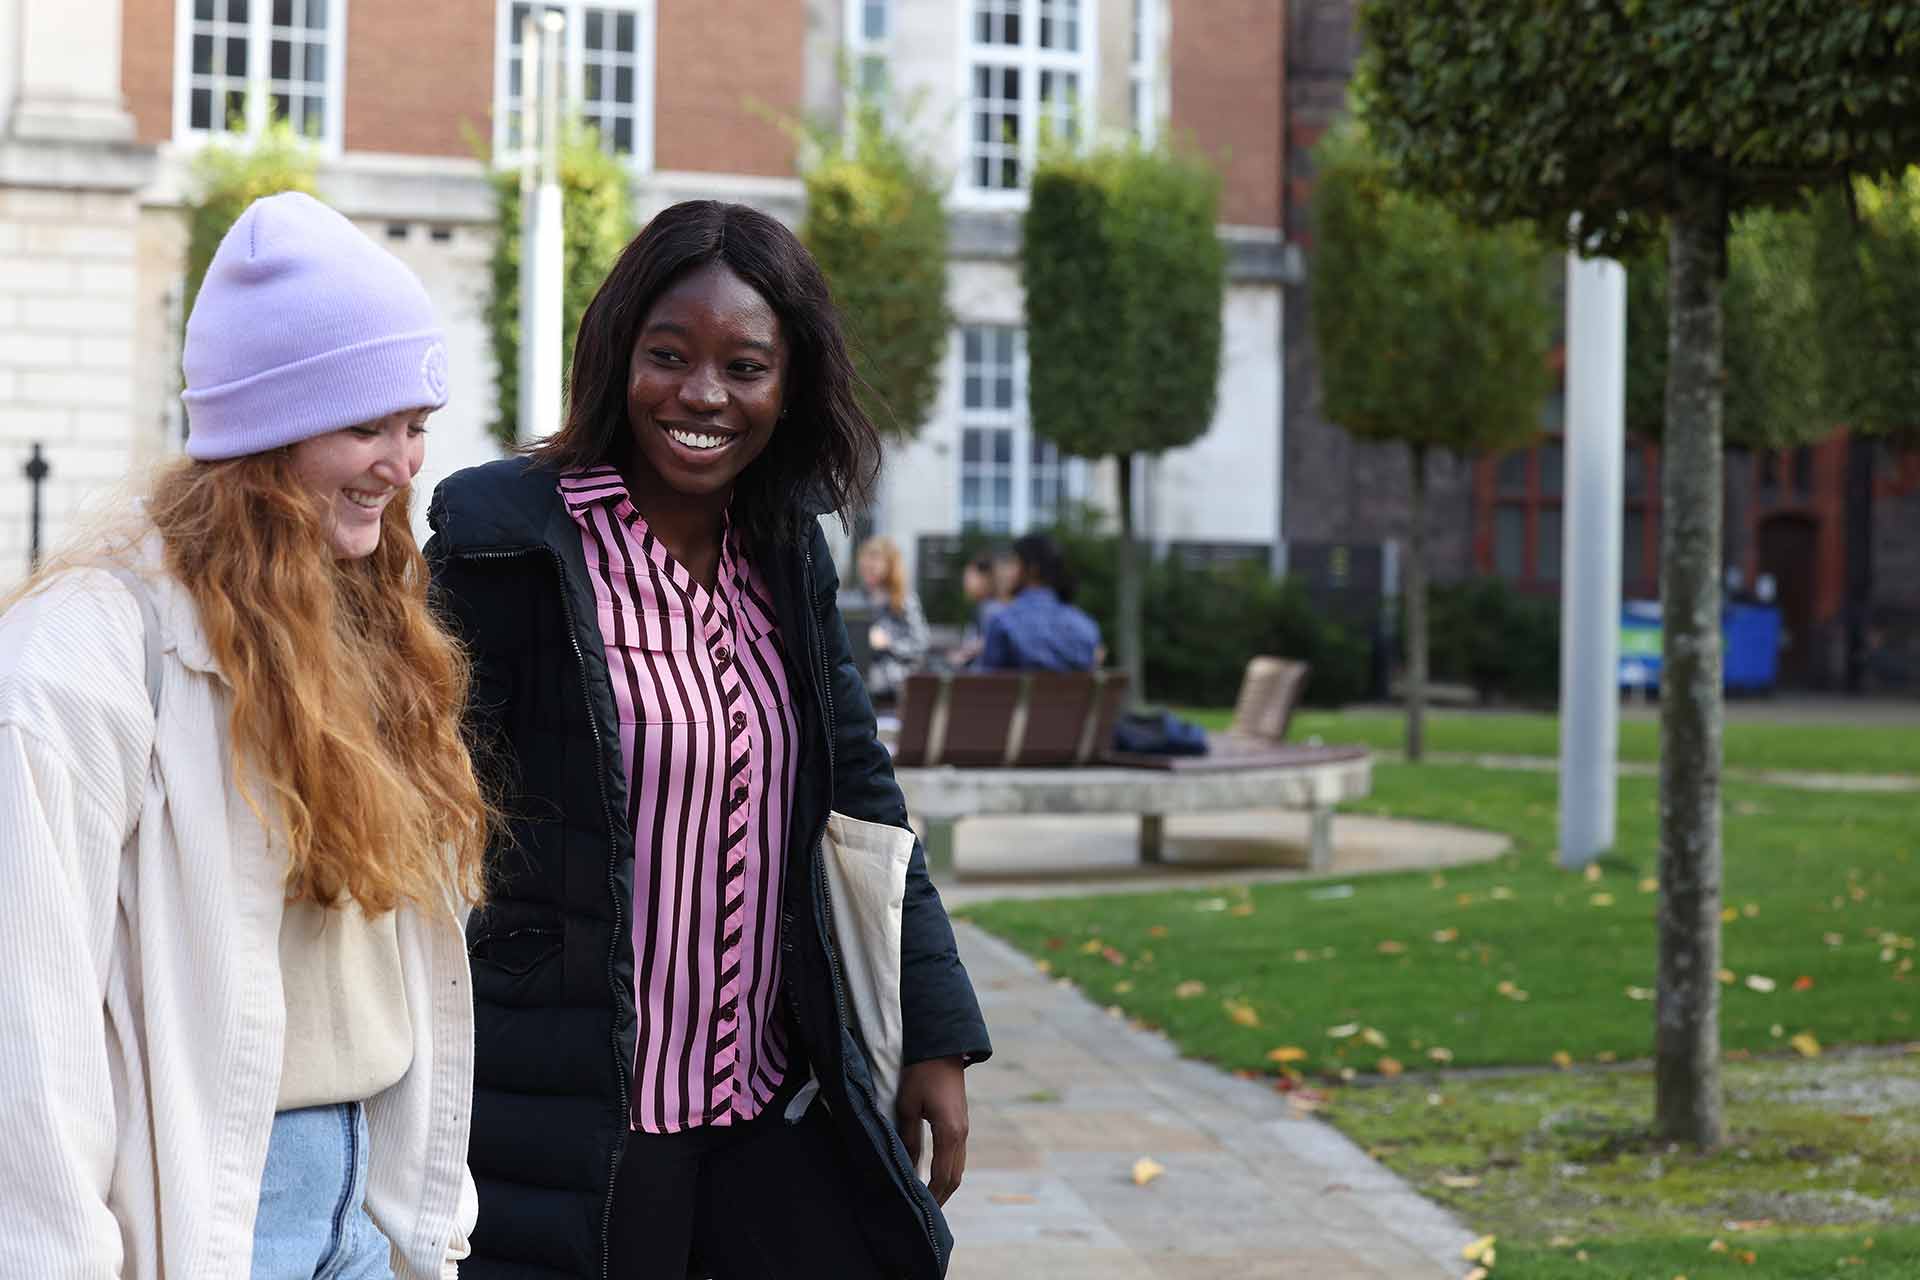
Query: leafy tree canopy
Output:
[[1022, 140, 1225, 459], [1358, 2, 1920, 257], [1310, 121, 1553, 457], [800, 98, 953, 441]]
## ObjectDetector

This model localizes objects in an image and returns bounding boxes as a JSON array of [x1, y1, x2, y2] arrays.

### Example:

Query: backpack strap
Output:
[[101, 566, 162, 716]]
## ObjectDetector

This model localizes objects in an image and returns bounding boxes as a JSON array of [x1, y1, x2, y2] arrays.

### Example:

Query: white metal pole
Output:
[[1558, 247, 1627, 868], [518, 10, 566, 444]]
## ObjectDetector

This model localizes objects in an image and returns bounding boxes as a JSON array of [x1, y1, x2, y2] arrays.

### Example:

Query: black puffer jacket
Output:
[[425, 458, 991, 1280]]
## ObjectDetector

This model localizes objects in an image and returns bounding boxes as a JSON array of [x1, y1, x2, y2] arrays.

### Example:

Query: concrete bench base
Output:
[[895, 751, 1372, 877]]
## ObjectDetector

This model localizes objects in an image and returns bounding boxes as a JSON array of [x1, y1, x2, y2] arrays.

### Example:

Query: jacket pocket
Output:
[[468, 924, 562, 977]]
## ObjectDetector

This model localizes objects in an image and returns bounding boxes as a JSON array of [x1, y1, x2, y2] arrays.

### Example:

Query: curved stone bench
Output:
[[895, 745, 1373, 876]]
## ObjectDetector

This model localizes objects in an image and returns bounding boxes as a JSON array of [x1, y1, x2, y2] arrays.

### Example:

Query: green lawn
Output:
[[961, 764, 1919, 1075], [1183, 706, 1919, 777], [957, 762, 1920, 1266], [1333, 1057, 1920, 1274]]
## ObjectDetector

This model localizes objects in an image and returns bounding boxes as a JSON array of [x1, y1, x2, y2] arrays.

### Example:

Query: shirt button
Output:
[[714, 644, 732, 668], [732, 710, 748, 732], [731, 785, 748, 810]]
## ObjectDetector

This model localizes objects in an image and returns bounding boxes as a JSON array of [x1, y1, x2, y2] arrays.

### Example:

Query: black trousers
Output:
[[607, 1082, 886, 1280]]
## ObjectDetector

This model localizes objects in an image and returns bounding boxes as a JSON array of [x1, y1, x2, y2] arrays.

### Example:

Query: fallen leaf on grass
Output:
[[1717, 968, 1737, 985], [1433, 927, 1460, 943], [1737, 1251, 1758, 1265], [1173, 980, 1207, 999], [1100, 947, 1127, 966], [1746, 974, 1778, 993], [1229, 904, 1256, 917], [1793, 975, 1815, 991], [1790, 1032, 1822, 1058], [1590, 893, 1615, 907], [1462, 1235, 1497, 1263], [1378, 939, 1408, 955], [1035, 960, 1053, 974], [1743, 903, 1760, 918], [1552, 1050, 1574, 1070], [1584, 864, 1602, 882], [1131, 1157, 1164, 1186], [1625, 986, 1654, 1001], [1548, 1235, 1576, 1248], [1147, 925, 1169, 938], [1438, 1174, 1481, 1189], [1722, 907, 1741, 924], [1496, 980, 1530, 1002], [1708, 1239, 1728, 1253], [1327, 1022, 1361, 1039], [1491, 886, 1515, 900], [1080, 938, 1106, 955], [1112, 980, 1134, 995], [1428, 1046, 1454, 1064], [1824, 932, 1845, 946], [1377, 1056, 1404, 1078], [1223, 1000, 1260, 1028], [1360, 1027, 1389, 1048], [1266, 1046, 1308, 1064], [1639, 877, 1659, 893]]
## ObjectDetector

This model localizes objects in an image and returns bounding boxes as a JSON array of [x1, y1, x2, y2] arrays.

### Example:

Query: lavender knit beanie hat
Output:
[[181, 191, 449, 460]]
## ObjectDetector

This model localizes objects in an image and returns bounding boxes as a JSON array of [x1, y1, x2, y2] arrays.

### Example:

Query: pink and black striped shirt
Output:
[[560, 466, 800, 1133]]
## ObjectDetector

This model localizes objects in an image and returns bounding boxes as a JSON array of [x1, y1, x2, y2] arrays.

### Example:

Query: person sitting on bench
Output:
[[978, 533, 1102, 673]]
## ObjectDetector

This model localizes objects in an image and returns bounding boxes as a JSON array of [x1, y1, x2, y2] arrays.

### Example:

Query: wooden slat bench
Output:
[[889, 659, 1371, 876]]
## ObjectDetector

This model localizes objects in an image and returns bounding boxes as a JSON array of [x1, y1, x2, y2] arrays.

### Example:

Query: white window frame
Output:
[[955, 0, 1098, 205], [492, 0, 656, 171], [844, 0, 890, 105], [171, 0, 348, 153], [952, 323, 1088, 531], [1129, 0, 1163, 144]]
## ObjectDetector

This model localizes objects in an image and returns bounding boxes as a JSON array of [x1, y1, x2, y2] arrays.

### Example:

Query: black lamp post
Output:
[[23, 443, 50, 571]]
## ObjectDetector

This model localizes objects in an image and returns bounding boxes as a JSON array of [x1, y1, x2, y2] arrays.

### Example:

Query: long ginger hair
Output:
[[857, 535, 910, 615], [136, 452, 490, 912]]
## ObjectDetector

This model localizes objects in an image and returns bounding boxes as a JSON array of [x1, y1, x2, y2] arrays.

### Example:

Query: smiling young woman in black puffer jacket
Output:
[[426, 201, 990, 1280]]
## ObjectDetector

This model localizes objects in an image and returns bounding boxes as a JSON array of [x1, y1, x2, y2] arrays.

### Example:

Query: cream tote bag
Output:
[[821, 810, 913, 1109]]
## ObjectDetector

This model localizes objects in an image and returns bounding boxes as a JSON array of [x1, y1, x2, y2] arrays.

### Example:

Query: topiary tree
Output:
[[1310, 120, 1553, 761], [800, 97, 951, 441], [486, 122, 635, 448], [183, 120, 319, 363], [1358, 0, 1920, 1149], [1021, 140, 1226, 701]]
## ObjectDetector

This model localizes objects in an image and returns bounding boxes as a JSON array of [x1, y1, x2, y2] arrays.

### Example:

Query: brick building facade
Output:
[[2, 0, 1294, 600]]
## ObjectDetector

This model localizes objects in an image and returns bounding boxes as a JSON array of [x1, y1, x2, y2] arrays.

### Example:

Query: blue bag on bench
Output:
[[1111, 708, 1209, 757]]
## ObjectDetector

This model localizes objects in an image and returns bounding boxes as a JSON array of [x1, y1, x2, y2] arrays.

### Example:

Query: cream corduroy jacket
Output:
[[0, 556, 477, 1279]]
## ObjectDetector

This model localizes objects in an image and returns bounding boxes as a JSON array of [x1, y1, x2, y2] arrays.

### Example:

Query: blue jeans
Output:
[[252, 1103, 395, 1280]]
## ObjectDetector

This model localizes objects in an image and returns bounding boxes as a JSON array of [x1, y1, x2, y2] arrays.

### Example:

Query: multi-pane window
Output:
[[1129, 0, 1159, 142], [847, 0, 890, 101], [966, 0, 1094, 194], [496, 0, 654, 166], [956, 325, 1085, 531], [178, 0, 341, 146]]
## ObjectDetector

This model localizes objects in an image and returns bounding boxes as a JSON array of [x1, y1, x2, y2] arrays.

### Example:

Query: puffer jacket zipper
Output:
[[448, 545, 632, 1280], [801, 538, 944, 1275]]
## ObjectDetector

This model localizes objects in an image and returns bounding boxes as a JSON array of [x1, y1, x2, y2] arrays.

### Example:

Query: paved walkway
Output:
[[945, 921, 1477, 1279]]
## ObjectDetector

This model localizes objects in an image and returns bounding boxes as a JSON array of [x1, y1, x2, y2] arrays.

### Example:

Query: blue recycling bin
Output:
[[1617, 600, 1781, 694]]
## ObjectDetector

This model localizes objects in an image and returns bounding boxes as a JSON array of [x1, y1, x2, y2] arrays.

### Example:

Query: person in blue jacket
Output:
[[977, 533, 1102, 672]]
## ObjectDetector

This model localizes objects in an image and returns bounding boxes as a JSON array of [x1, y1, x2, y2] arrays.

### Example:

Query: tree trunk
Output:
[[1655, 172, 1728, 1150], [1404, 441, 1429, 762], [1116, 451, 1146, 703]]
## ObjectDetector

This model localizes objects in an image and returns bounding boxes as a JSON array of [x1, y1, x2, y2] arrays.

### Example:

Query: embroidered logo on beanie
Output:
[[421, 342, 449, 403]]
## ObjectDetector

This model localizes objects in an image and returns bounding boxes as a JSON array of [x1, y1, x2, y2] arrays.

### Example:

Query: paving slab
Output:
[[944, 923, 1478, 1280]]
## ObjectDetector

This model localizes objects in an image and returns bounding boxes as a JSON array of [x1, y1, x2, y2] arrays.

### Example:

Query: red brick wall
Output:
[[1168, 0, 1285, 229], [653, 0, 803, 176], [345, 0, 493, 157], [122, 0, 173, 144]]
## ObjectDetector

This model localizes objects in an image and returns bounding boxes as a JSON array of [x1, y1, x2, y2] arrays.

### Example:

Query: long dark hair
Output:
[[528, 200, 881, 549]]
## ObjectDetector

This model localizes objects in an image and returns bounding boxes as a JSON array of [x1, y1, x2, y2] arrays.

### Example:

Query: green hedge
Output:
[[1423, 577, 1561, 705], [920, 515, 1372, 709]]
